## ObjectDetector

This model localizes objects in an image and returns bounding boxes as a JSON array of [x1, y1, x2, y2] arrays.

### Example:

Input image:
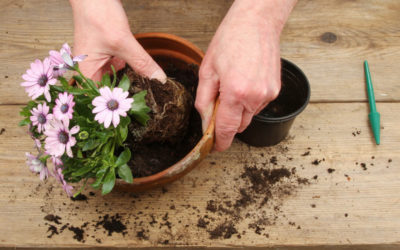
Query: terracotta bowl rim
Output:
[[114, 32, 215, 185]]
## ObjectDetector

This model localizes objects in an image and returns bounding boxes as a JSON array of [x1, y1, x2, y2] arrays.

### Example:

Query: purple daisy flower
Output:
[[53, 167, 73, 197], [30, 103, 53, 133], [25, 152, 49, 181], [53, 92, 75, 121], [21, 58, 57, 102], [49, 43, 71, 77], [50, 43, 87, 71], [44, 118, 80, 158], [92, 87, 134, 128]]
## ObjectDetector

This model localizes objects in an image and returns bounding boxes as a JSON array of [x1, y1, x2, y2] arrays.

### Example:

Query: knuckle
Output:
[[231, 85, 248, 100], [199, 65, 213, 81], [270, 84, 281, 100]]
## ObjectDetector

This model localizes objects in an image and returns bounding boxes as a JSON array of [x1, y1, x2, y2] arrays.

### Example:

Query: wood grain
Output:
[[1, 0, 400, 104], [1, 103, 399, 248]]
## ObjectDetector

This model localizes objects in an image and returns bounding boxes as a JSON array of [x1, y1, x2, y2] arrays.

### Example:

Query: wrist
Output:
[[232, 0, 297, 34]]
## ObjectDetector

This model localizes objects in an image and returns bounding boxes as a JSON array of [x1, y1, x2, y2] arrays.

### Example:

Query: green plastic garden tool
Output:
[[364, 60, 380, 145]]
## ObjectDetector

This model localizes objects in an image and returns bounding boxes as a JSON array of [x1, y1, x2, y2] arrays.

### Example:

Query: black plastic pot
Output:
[[237, 58, 310, 147]]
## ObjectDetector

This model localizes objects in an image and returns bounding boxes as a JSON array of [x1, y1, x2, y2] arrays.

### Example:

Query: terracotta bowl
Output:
[[113, 33, 217, 192]]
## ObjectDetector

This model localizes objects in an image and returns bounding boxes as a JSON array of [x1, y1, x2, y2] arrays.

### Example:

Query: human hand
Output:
[[69, 0, 166, 82], [195, 0, 296, 151]]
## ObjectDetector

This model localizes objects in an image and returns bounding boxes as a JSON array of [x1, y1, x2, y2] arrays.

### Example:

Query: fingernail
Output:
[[150, 69, 167, 84]]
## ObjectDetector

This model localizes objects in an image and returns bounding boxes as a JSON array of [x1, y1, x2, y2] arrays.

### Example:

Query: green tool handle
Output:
[[364, 61, 377, 113]]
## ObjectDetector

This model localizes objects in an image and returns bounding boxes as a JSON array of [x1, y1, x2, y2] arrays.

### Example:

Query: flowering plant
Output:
[[19, 43, 150, 196]]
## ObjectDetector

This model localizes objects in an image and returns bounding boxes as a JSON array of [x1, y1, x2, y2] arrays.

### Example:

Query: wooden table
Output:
[[1, 0, 399, 249]]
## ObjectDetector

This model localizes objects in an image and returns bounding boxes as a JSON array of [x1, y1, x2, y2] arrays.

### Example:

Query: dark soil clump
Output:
[[209, 221, 238, 239], [68, 225, 85, 242], [122, 64, 202, 177], [96, 214, 127, 236], [327, 168, 335, 173], [136, 229, 149, 240], [44, 214, 62, 225], [70, 194, 88, 202], [46, 224, 58, 238], [197, 217, 209, 228]]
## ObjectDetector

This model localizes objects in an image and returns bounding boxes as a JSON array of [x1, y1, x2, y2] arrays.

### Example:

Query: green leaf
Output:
[[129, 90, 151, 125], [95, 131, 112, 141], [118, 74, 130, 91], [117, 164, 133, 183], [71, 164, 96, 177], [50, 85, 64, 92], [101, 73, 111, 87], [20, 101, 36, 117], [59, 77, 70, 88], [73, 75, 84, 85], [115, 148, 131, 167], [82, 139, 101, 151], [118, 126, 128, 143], [77, 148, 83, 158], [19, 118, 30, 126], [91, 167, 107, 189], [111, 65, 117, 87], [101, 169, 116, 195], [67, 88, 89, 95], [119, 116, 131, 128]]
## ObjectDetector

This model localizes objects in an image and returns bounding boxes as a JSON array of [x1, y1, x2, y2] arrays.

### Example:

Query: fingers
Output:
[[116, 36, 167, 83], [195, 64, 219, 133], [214, 99, 243, 152], [238, 110, 254, 133]]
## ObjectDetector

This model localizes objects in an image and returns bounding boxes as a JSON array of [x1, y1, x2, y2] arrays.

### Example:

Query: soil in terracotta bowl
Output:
[[118, 63, 202, 177]]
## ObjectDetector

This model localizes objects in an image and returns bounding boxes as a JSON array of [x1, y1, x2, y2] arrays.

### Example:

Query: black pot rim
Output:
[[253, 58, 310, 123]]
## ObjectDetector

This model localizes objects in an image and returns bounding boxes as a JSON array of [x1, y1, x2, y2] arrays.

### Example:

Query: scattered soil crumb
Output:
[[209, 221, 238, 239], [96, 214, 127, 236], [136, 229, 149, 240], [327, 168, 335, 173], [46, 224, 58, 238], [360, 163, 367, 171], [197, 217, 209, 228], [44, 214, 62, 225], [313, 175, 318, 180], [0, 128, 5, 135], [352, 129, 361, 136], [70, 194, 88, 202], [312, 159, 322, 165], [345, 213, 348, 217], [68, 225, 85, 242], [301, 151, 310, 156]]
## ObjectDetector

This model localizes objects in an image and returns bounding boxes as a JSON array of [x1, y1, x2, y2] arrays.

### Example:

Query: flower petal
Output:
[[70, 125, 80, 135], [112, 111, 120, 127], [103, 112, 112, 128]]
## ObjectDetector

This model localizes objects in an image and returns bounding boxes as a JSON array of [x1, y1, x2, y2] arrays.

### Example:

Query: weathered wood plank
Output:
[[0, 103, 399, 248], [0, 0, 400, 104]]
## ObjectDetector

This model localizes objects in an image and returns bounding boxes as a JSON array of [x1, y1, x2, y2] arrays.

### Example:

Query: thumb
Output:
[[115, 36, 167, 83]]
